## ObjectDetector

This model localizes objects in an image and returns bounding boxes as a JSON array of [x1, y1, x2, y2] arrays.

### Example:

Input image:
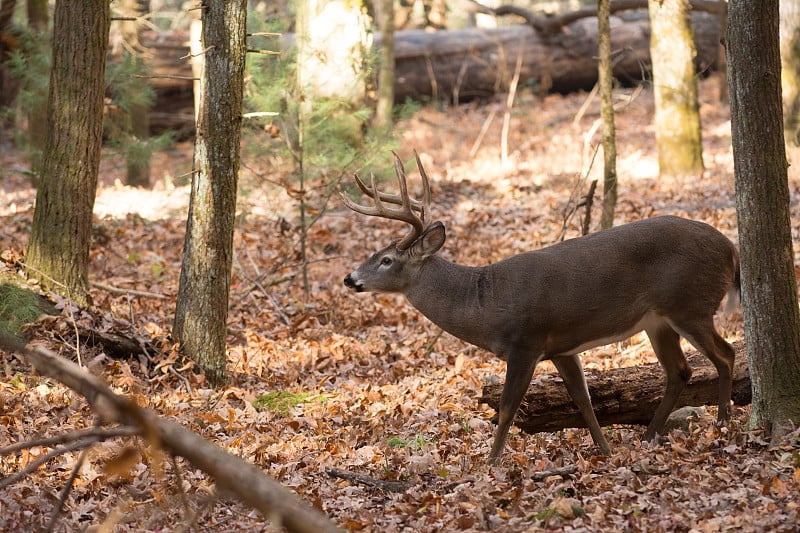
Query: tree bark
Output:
[[173, 1, 247, 386], [598, 0, 617, 229], [373, 0, 395, 129], [726, 0, 800, 435], [23, 0, 48, 178], [480, 341, 751, 433], [119, 0, 152, 188], [25, 0, 110, 306], [649, 0, 704, 177]]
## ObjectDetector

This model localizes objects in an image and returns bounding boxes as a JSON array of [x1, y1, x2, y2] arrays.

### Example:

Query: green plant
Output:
[[0, 282, 47, 336], [386, 434, 430, 452], [244, 4, 402, 299], [252, 391, 322, 416], [5, 25, 51, 179], [528, 508, 559, 522], [105, 54, 174, 174]]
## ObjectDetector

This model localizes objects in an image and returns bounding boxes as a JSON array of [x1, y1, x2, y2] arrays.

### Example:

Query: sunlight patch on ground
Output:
[[93, 181, 191, 220]]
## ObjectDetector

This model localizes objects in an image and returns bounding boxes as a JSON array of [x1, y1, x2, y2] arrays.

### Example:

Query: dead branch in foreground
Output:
[[0, 333, 341, 533]]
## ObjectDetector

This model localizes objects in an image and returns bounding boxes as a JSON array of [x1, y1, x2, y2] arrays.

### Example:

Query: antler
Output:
[[341, 150, 432, 250]]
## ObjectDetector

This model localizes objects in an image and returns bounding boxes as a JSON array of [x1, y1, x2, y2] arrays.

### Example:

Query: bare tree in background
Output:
[[780, 0, 800, 145], [373, 0, 395, 129], [598, 0, 617, 229], [648, 0, 704, 177]]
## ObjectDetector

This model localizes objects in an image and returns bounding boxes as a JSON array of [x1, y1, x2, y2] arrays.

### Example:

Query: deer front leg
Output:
[[551, 354, 612, 455], [488, 352, 540, 464]]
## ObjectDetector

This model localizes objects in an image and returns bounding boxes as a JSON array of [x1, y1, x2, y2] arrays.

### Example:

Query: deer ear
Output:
[[413, 221, 446, 257]]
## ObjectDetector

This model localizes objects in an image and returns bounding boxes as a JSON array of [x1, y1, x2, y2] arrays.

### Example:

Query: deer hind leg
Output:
[[489, 352, 540, 464], [644, 323, 691, 441], [551, 354, 612, 455], [669, 318, 735, 423]]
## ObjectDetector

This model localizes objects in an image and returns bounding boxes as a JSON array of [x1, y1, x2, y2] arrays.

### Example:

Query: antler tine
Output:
[[391, 151, 426, 250], [352, 166, 425, 213], [413, 149, 432, 226], [340, 152, 430, 251]]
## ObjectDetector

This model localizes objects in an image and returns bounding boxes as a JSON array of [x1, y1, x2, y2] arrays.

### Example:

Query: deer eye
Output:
[[380, 256, 393, 266]]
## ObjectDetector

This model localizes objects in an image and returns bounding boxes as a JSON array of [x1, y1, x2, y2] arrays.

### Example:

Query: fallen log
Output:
[[479, 339, 750, 434], [387, 10, 723, 102], [138, 9, 723, 132]]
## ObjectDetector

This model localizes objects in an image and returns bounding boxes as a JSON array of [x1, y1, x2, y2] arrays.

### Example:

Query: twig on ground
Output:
[[0, 438, 100, 490], [43, 444, 91, 533], [325, 467, 411, 493], [0, 426, 137, 456], [532, 465, 578, 481], [91, 281, 170, 300]]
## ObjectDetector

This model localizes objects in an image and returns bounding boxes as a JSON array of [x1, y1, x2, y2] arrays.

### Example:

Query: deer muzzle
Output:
[[344, 273, 364, 292]]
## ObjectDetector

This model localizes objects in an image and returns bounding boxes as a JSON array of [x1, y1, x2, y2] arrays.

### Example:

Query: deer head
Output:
[[342, 151, 445, 294]]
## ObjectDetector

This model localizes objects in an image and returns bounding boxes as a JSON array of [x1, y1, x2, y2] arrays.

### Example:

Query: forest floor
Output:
[[1, 77, 799, 532]]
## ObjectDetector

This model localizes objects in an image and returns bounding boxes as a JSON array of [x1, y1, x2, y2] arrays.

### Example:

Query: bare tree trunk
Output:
[[173, 1, 247, 386], [649, 0, 704, 177], [24, 0, 48, 178], [26, 0, 110, 306], [726, 0, 800, 435], [598, 0, 617, 229], [119, 0, 151, 187], [26, 0, 47, 29], [373, 0, 394, 128]]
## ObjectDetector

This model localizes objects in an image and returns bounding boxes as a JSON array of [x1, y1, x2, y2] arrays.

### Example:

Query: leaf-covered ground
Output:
[[1, 78, 799, 532]]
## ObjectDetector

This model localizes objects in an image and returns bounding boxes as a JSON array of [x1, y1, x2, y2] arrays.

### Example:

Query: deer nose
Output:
[[344, 274, 362, 292]]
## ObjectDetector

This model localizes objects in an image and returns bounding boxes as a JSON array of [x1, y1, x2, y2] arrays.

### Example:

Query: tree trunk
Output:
[[26, 0, 47, 30], [0, 0, 17, 108], [649, 0, 704, 177], [780, 0, 800, 145], [23, 0, 48, 179], [373, 0, 395, 129], [25, 0, 110, 306], [480, 341, 751, 433], [598, 0, 617, 229], [726, 0, 800, 435], [173, 1, 247, 386], [296, 0, 368, 103], [119, 0, 151, 188]]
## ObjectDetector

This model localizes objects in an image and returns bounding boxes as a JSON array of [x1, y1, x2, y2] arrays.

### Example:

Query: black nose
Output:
[[344, 274, 362, 292]]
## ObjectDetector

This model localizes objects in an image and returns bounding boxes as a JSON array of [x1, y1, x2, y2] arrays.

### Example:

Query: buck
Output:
[[342, 151, 740, 464]]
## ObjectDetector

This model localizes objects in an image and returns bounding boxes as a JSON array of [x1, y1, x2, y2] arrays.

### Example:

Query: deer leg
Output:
[[669, 319, 735, 423], [644, 324, 691, 441], [712, 333, 735, 421], [488, 353, 540, 464], [551, 354, 612, 455]]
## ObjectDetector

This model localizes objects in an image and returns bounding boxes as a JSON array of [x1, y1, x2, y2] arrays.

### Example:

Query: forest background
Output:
[[0, 0, 799, 531]]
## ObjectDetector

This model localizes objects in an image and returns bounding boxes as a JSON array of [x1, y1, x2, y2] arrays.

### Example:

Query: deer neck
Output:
[[403, 256, 499, 352]]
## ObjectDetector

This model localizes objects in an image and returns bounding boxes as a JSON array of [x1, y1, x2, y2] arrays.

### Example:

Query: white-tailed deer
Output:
[[342, 151, 740, 464]]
